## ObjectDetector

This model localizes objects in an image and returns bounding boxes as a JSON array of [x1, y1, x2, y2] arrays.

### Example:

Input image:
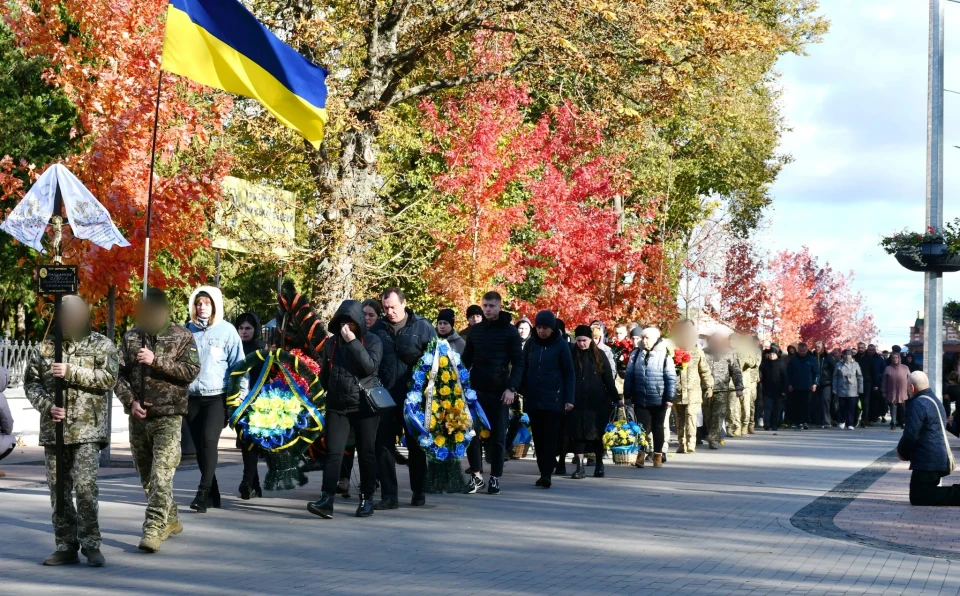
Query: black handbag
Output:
[[360, 379, 396, 413]]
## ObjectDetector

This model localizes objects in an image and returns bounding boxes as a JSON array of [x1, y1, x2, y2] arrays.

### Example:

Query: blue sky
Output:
[[765, 0, 960, 348]]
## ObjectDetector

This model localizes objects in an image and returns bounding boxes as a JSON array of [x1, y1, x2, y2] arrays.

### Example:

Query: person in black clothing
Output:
[[461, 291, 524, 495], [522, 310, 575, 488], [568, 326, 618, 479], [307, 301, 382, 519], [813, 341, 836, 428], [943, 371, 960, 419], [436, 308, 466, 354], [786, 342, 819, 430], [760, 344, 787, 431], [235, 312, 263, 500], [460, 305, 483, 342], [375, 288, 437, 509]]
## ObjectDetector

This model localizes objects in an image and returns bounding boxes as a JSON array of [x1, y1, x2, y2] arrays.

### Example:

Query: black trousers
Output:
[[467, 392, 509, 478], [377, 409, 426, 500], [838, 395, 857, 428], [909, 470, 960, 506], [529, 410, 563, 480], [790, 390, 811, 425], [324, 410, 378, 497], [187, 394, 225, 489], [241, 444, 259, 486], [571, 440, 604, 464], [763, 394, 782, 429], [635, 404, 667, 453]]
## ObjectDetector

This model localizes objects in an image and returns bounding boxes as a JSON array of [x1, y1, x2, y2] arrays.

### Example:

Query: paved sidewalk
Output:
[[2, 427, 959, 595]]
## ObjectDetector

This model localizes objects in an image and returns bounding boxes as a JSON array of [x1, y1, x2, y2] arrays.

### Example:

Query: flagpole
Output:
[[139, 69, 163, 408]]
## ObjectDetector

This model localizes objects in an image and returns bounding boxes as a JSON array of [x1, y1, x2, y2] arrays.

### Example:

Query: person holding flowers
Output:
[[568, 326, 619, 479], [670, 320, 712, 455], [623, 327, 676, 468], [307, 300, 383, 519], [521, 310, 575, 488]]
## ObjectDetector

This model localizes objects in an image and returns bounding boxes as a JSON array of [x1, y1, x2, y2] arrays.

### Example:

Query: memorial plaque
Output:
[[37, 265, 79, 295]]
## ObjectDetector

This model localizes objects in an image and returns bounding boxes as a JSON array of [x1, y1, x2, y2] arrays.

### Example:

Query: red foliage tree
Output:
[[422, 77, 669, 325], [707, 241, 766, 333], [2, 0, 232, 318], [800, 263, 877, 348], [762, 248, 815, 347]]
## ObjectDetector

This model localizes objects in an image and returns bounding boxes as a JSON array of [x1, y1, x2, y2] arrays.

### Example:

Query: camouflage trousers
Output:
[[702, 391, 729, 444], [674, 404, 700, 453], [726, 391, 745, 437], [129, 415, 182, 538], [741, 384, 757, 433], [44, 443, 101, 551]]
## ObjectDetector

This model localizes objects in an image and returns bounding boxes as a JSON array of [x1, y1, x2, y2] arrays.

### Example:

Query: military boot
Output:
[[160, 519, 183, 541], [138, 535, 162, 553], [81, 547, 106, 567], [42, 549, 79, 566]]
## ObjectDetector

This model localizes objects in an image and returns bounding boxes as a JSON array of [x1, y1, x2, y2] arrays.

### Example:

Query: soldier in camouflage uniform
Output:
[[115, 288, 200, 553], [702, 332, 744, 450], [727, 334, 761, 437], [24, 295, 118, 567]]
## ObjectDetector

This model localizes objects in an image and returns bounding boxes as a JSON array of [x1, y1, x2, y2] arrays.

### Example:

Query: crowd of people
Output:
[[11, 284, 960, 568]]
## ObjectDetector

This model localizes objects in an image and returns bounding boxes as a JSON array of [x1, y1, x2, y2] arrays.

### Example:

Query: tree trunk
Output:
[[309, 126, 383, 320]]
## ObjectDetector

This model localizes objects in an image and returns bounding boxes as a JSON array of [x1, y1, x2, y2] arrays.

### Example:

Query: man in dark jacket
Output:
[[813, 341, 836, 428], [760, 345, 787, 431], [462, 291, 524, 495], [897, 371, 960, 506], [116, 289, 201, 552], [856, 342, 885, 426], [786, 342, 819, 430], [376, 288, 437, 509]]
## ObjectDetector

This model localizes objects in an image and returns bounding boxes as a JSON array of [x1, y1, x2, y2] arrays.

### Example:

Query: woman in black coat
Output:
[[307, 300, 382, 520], [760, 345, 788, 431], [568, 326, 619, 479], [235, 312, 263, 499], [522, 310, 575, 488]]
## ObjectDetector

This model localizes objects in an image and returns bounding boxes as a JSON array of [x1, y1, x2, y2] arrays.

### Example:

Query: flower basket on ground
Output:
[[512, 413, 532, 459], [602, 406, 647, 466], [226, 348, 325, 491], [404, 338, 489, 493]]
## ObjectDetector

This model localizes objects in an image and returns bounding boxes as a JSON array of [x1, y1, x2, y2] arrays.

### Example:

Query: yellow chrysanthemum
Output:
[[429, 415, 438, 429], [441, 400, 452, 409], [439, 386, 452, 396], [454, 385, 462, 396], [454, 399, 464, 409], [434, 435, 446, 447], [431, 400, 439, 413], [440, 371, 451, 383], [455, 432, 465, 442], [480, 429, 490, 439], [439, 356, 449, 368]]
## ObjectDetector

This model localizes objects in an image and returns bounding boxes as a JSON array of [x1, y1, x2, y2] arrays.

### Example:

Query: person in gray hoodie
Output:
[[436, 308, 466, 354], [0, 367, 14, 476]]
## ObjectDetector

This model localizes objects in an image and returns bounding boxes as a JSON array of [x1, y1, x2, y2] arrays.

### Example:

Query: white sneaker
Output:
[[839, 423, 846, 430], [846, 426, 855, 431]]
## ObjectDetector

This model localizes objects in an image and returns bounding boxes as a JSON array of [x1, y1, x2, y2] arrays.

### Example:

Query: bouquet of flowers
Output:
[[511, 413, 532, 459], [227, 347, 326, 490], [672, 347, 691, 376], [404, 338, 489, 492], [610, 338, 634, 377], [602, 407, 647, 466]]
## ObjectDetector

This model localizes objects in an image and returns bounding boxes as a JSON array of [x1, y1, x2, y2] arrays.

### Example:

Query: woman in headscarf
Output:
[[521, 310, 575, 488], [567, 326, 619, 479], [234, 312, 263, 499]]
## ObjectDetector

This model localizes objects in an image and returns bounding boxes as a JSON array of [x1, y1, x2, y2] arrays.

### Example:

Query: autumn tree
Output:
[[800, 262, 877, 348], [708, 241, 767, 333], [236, 0, 826, 317], [2, 0, 232, 321], [762, 248, 815, 347]]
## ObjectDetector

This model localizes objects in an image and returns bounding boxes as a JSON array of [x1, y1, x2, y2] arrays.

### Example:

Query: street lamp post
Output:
[[925, 0, 945, 392]]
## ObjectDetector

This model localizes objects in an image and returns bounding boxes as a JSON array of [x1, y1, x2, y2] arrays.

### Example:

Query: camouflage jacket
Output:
[[675, 346, 713, 406], [24, 331, 119, 447], [704, 349, 744, 395], [738, 345, 762, 386], [115, 323, 200, 418]]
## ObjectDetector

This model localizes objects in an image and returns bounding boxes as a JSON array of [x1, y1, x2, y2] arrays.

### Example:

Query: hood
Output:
[[0, 367, 7, 392], [441, 329, 463, 341], [236, 312, 261, 345], [189, 285, 225, 328], [483, 310, 513, 327], [329, 300, 367, 338], [515, 316, 532, 329]]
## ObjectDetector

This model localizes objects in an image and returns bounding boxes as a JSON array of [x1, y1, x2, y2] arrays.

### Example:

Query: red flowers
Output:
[[673, 348, 691, 375]]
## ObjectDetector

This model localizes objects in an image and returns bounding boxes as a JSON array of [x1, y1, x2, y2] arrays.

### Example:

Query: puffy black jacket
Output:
[[461, 311, 524, 394], [521, 329, 575, 412], [367, 319, 398, 392], [320, 301, 383, 414], [760, 356, 787, 398], [816, 351, 836, 387], [384, 308, 436, 401]]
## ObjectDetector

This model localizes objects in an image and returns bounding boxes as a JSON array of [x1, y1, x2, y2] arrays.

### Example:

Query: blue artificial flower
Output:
[[520, 413, 530, 425], [406, 392, 421, 404], [459, 367, 471, 381], [436, 447, 449, 460], [422, 353, 434, 366], [465, 389, 477, 401], [420, 436, 433, 448], [454, 443, 466, 458], [413, 370, 427, 386], [438, 342, 448, 356]]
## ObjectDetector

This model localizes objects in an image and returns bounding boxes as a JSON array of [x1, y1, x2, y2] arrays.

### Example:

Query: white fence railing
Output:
[[1, 340, 41, 388]]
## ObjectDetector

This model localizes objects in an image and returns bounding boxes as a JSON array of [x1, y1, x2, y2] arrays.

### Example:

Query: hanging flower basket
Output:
[[894, 244, 960, 273]]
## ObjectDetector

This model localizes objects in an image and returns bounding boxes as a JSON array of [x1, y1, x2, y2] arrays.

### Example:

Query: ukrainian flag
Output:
[[162, 0, 328, 147]]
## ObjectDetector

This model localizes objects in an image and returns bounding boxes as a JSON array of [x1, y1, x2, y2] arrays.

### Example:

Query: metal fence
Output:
[[1, 340, 40, 388]]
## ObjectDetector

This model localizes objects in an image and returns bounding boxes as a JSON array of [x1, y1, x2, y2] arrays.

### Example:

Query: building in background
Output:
[[904, 312, 960, 368]]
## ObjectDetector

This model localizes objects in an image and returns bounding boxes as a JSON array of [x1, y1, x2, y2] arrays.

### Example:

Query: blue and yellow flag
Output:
[[162, 0, 328, 147]]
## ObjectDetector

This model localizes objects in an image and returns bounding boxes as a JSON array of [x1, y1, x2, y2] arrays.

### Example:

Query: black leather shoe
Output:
[[190, 486, 210, 513], [411, 493, 426, 507], [209, 477, 221, 508], [307, 492, 335, 519], [356, 496, 375, 518], [373, 498, 399, 510], [571, 459, 585, 479], [239, 481, 252, 500], [594, 462, 605, 478]]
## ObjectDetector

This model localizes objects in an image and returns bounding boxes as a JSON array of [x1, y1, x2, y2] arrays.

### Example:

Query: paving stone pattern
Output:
[[2, 428, 960, 595]]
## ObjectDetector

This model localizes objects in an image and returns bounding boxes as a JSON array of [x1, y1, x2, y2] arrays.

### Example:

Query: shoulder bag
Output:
[[331, 338, 396, 414], [918, 394, 956, 473]]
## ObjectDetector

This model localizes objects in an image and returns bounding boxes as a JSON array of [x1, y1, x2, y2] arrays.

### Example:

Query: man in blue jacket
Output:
[[786, 342, 819, 431], [897, 371, 960, 506]]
